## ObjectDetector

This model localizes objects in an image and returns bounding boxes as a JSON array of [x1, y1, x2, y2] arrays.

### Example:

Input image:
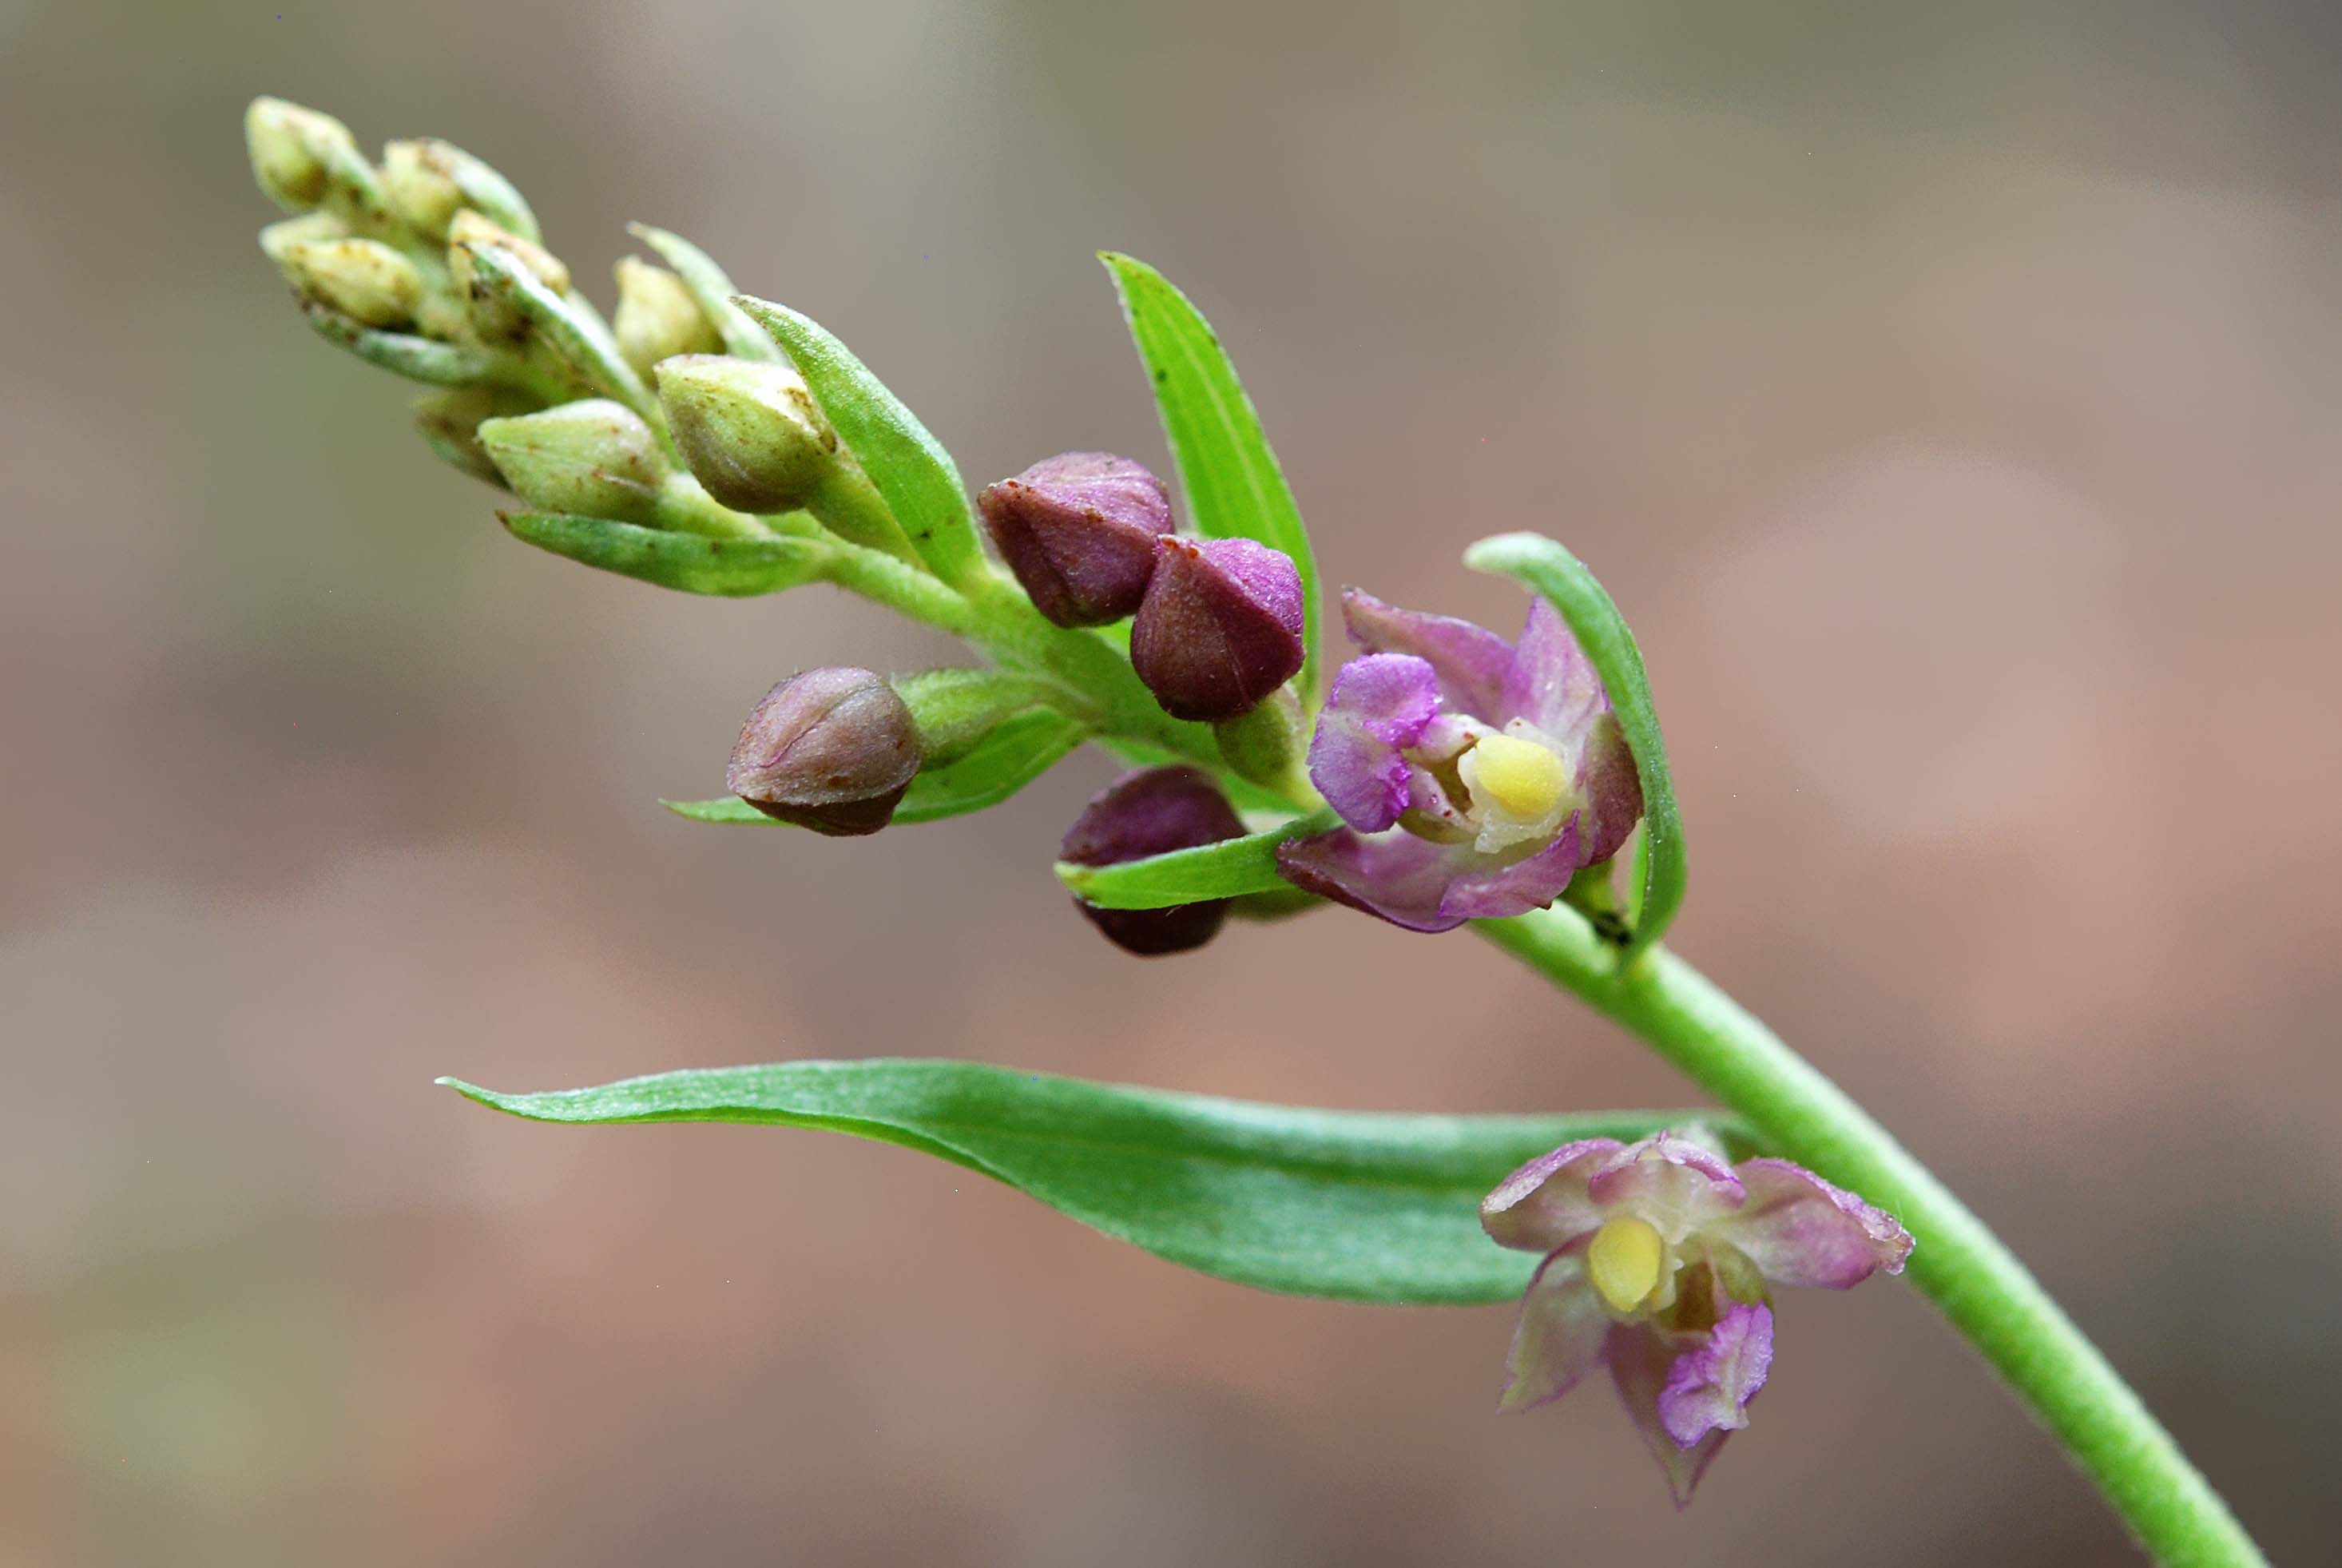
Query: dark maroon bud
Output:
[[977, 452, 1169, 627], [1060, 765, 1247, 955], [1129, 536, 1305, 721], [726, 668, 921, 836]]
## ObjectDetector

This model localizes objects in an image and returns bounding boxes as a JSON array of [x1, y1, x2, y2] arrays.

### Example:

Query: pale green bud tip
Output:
[[258, 212, 346, 273], [280, 237, 424, 328], [383, 138, 540, 243], [654, 354, 837, 514], [613, 257, 721, 375], [246, 97, 359, 212], [447, 209, 571, 296], [477, 399, 668, 523]]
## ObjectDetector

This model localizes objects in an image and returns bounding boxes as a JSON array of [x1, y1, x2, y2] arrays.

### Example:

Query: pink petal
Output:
[[1722, 1159, 1914, 1290], [1480, 1139, 1625, 1253], [1499, 1241, 1611, 1411], [1574, 713, 1645, 867], [1657, 1303, 1774, 1448], [1305, 653, 1440, 833], [1341, 588, 1513, 720]]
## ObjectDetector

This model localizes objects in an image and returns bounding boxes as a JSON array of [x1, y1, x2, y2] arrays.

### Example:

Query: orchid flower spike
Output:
[[1482, 1132, 1911, 1505], [1276, 589, 1645, 931]]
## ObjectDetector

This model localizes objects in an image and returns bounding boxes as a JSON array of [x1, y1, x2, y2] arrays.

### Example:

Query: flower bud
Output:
[[1129, 537, 1306, 721], [655, 354, 838, 514], [449, 210, 570, 339], [412, 385, 543, 485], [382, 138, 539, 243], [610, 256, 721, 375], [1060, 766, 1248, 955], [727, 668, 923, 836], [280, 237, 425, 328], [476, 399, 667, 522], [977, 452, 1169, 626], [245, 97, 360, 212], [258, 212, 346, 277]]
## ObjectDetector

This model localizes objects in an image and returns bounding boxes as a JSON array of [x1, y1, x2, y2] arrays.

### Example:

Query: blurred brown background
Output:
[[4, 1, 2337, 1562]]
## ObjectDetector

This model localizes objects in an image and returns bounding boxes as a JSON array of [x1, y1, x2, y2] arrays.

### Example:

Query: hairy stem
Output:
[[1475, 907, 2265, 1568]]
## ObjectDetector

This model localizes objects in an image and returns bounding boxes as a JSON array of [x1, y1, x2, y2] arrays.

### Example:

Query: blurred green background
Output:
[[4, 1, 2337, 1562]]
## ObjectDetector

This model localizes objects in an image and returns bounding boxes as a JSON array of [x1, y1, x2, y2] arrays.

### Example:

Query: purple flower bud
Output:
[[1059, 766, 1247, 955], [726, 668, 922, 836], [1129, 537, 1305, 721], [977, 452, 1170, 627]]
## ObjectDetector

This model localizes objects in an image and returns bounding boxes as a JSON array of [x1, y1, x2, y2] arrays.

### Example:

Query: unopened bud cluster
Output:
[[980, 454, 1304, 724]]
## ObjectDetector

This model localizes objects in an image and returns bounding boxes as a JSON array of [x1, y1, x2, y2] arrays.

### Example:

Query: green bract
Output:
[[440, 1059, 1755, 1305], [1464, 532, 1687, 955]]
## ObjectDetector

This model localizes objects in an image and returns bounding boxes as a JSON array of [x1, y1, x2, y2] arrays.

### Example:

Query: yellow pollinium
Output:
[[1469, 733, 1571, 820], [1587, 1215, 1666, 1315]]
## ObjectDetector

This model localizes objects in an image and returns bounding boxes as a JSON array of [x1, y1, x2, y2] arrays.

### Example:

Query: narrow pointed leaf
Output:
[[627, 224, 782, 363], [503, 511, 831, 597], [666, 708, 1088, 827], [1100, 252, 1322, 695], [1463, 532, 1685, 952], [440, 1058, 1758, 1304], [1056, 807, 1338, 909], [733, 294, 986, 587]]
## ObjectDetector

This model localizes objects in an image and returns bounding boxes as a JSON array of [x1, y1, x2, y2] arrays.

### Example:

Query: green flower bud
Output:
[[476, 399, 667, 522], [412, 385, 544, 485], [258, 212, 346, 277], [245, 97, 361, 212], [382, 138, 539, 243], [654, 355, 837, 514], [613, 257, 722, 375], [448, 209, 570, 339], [280, 237, 425, 329]]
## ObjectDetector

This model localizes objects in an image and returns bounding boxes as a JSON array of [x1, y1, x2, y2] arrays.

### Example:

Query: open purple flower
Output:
[[1482, 1132, 1912, 1505], [1276, 589, 1644, 931]]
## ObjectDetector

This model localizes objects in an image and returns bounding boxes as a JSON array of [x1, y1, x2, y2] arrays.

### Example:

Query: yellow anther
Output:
[[1469, 733, 1570, 820], [1587, 1216, 1665, 1315]]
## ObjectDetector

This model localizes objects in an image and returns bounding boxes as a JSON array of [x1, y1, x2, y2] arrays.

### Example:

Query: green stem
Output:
[[1475, 907, 2265, 1568]]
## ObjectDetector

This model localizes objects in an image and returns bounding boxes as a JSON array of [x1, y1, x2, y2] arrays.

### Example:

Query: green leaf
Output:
[[1463, 532, 1686, 953], [439, 1058, 1756, 1304], [626, 224, 783, 363], [666, 708, 1089, 827], [1099, 252, 1322, 696], [502, 511, 831, 597], [1055, 808, 1337, 909], [732, 294, 986, 587]]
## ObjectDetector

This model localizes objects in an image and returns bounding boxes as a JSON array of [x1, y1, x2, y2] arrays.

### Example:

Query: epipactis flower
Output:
[[1482, 1132, 1912, 1505], [1276, 589, 1644, 931]]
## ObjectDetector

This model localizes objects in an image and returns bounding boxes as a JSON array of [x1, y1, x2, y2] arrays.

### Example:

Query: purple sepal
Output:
[[1500, 597, 1607, 740], [1307, 653, 1440, 832], [1060, 765, 1247, 955], [1657, 1303, 1773, 1449], [1130, 537, 1306, 721], [978, 452, 1169, 627], [1725, 1159, 1915, 1289], [1499, 1239, 1608, 1411], [1342, 588, 1512, 719]]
